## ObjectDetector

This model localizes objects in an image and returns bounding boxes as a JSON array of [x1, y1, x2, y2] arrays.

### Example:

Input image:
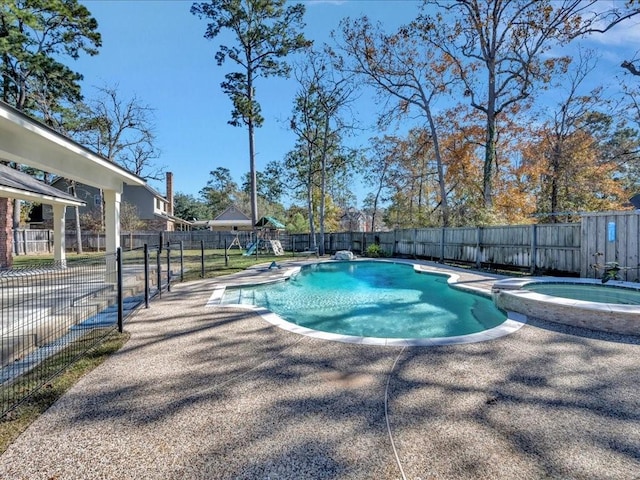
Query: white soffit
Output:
[[0, 102, 145, 191]]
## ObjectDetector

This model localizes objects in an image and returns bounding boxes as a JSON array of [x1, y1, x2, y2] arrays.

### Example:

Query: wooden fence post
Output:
[[530, 224, 537, 275], [476, 227, 482, 269]]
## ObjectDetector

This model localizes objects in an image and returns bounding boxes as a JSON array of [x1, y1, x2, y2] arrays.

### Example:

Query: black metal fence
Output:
[[0, 244, 184, 417]]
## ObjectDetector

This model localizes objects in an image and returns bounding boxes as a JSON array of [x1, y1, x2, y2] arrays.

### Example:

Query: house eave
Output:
[[0, 101, 145, 190], [0, 186, 85, 207]]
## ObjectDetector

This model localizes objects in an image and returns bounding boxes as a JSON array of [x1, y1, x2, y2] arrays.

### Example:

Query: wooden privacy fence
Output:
[[289, 224, 581, 275], [12, 229, 52, 255], [14, 210, 640, 278], [580, 211, 640, 281]]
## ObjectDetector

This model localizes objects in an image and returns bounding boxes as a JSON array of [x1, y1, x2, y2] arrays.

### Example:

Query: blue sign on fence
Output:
[[607, 221, 616, 242]]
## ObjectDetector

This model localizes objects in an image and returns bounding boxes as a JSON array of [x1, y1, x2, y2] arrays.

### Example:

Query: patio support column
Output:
[[103, 189, 121, 284], [103, 189, 121, 254], [52, 204, 67, 267]]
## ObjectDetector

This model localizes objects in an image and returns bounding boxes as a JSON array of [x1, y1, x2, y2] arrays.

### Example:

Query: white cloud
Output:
[[305, 0, 347, 5], [585, 20, 640, 48]]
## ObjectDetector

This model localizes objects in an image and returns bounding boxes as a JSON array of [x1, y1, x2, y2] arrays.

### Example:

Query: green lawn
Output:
[[179, 248, 294, 281], [10, 248, 297, 281]]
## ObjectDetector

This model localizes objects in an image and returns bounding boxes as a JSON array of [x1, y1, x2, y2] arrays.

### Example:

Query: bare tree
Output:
[[79, 84, 163, 180], [288, 50, 356, 255], [417, 0, 640, 210], [335, 17, 454, 225], [538, 49, 606, 219], [362, 137, 395, 232]]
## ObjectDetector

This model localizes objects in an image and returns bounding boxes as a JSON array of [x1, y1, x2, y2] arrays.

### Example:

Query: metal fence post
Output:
[[116, 247, 124, 333], [180, 241, 184, 282], [156, 246, 162, 298], [144, 243, 150, 308], [225, 238, 228, 266], [200, 239, 205, 277], [167, 242, 171, 292]]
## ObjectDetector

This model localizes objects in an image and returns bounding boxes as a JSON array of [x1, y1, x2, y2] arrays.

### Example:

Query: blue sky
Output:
[[73, 0, 640, 205]]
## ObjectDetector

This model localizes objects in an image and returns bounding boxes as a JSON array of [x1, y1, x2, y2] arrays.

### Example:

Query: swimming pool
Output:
[[219, 261, 515, 344]]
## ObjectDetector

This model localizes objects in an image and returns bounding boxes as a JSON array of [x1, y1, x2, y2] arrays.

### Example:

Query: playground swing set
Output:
[[229, 216, 285, 256]]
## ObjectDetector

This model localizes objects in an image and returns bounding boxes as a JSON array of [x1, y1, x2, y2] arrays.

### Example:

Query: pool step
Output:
[[220, 289, 241, 305], [239, 289, 256, 305]]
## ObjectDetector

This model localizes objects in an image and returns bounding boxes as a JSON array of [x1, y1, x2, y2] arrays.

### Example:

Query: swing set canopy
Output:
[[255, 216, 285, 229]]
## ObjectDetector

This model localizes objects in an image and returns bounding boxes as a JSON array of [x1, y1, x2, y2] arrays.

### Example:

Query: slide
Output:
[[243, 242, 257, 256]]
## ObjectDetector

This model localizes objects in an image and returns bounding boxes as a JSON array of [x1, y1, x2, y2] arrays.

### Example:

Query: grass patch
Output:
[[11, 251, 107, 268], [12, 249, 296, 281], [0, 331, 130, 454], [175, 249, 295, 281]]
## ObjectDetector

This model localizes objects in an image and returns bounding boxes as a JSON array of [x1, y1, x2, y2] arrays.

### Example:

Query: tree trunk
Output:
[[318, 115, 331, 257], [484, 57, 497, 210], [425, 106, 450, 226], [550, 142, 562, 223], [248, 118, 258, 226], [247, 68, 258, 227], [371, 193, 379, 232], [319, 158, 326, 256], [307, 182, 316, 248], [12, 198, 20, 232], [484, 114, 497, 210]]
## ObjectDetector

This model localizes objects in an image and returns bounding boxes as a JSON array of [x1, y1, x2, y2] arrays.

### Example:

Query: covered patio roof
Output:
[[0, 164, 84, 207], [0, 100, 146, 265], [0, 101, 144, 191]]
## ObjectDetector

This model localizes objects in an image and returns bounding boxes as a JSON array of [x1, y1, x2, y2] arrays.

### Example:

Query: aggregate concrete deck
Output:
[[1, 259, 639, 479]]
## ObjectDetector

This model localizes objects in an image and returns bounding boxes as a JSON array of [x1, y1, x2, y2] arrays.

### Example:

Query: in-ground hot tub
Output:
[[492, 277, 640, 335]]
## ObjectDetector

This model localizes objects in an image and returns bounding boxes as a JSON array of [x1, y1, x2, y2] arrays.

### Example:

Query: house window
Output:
[[94, 194, 101, 206]]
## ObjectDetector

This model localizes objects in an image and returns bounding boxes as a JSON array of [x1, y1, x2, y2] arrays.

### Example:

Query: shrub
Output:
[[365, 244, 384, 258]]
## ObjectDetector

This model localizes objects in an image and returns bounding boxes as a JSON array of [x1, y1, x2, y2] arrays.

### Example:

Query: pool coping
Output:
[[492, 277, 640, 335], [206, 258, 526, 347]]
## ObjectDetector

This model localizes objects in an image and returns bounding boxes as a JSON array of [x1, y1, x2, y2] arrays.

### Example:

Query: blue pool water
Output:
[[524, 283, 640, 305], [221, 261, 507, 339]]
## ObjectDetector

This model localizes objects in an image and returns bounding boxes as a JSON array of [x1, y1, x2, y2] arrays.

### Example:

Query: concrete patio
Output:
[[0, 260, 638, 479]]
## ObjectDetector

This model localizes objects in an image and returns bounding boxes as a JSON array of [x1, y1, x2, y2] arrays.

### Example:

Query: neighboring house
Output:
[[192, 205, 253, 231], [44, 172, 191, 231], [340, 208, 368, 232]]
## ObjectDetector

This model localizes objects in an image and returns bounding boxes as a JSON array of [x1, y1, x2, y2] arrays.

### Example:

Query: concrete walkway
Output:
[[1, 260, 639, 479]]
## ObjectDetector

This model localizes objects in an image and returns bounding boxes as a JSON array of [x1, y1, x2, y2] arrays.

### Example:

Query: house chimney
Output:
[[166, 171, 174, 216]]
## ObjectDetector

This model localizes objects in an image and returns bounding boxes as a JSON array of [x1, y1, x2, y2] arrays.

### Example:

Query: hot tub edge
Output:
[[493, 289, 640, 336]]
